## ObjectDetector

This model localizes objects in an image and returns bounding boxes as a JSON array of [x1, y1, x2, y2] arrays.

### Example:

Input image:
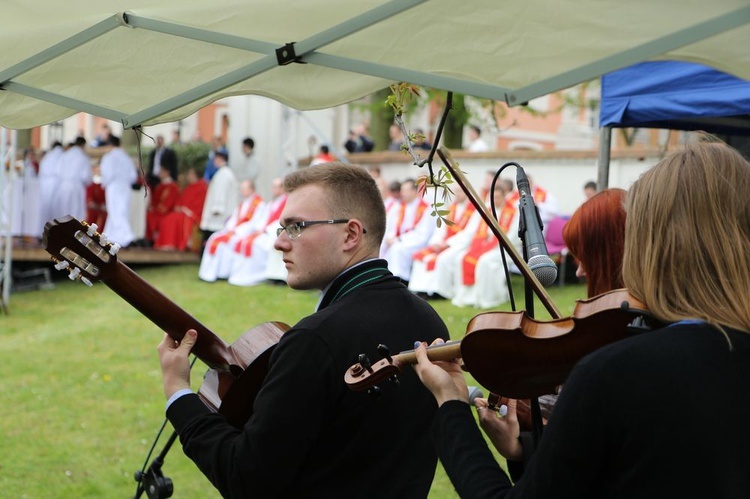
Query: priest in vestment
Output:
[[100, 136, 138, 247], [198, 179, 265, 282], [451, 184, 521, 309], [58, 137, 92, 222], [38, 142, 64, 227], [227, 177, 286, 287], [407, 188, 475, 299], [153, 168, 208, 251], [199, 151, 239, 246], [380, 178, 436, 283]]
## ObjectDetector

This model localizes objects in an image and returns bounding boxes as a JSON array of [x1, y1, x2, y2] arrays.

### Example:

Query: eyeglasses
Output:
[[276, 219, 366, 240]]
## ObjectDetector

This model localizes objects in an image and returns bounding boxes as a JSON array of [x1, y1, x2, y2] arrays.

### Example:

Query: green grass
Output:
[[0, 263, 586, 498]]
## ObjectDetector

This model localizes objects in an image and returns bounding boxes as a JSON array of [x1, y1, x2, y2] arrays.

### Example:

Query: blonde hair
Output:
[[622, 141, 750, 334], [283, 163, 386, 251]]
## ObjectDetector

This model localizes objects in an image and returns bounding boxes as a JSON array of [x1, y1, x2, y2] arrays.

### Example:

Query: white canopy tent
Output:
[[1, 0, 750, 130], [2, 0, 750, 307]]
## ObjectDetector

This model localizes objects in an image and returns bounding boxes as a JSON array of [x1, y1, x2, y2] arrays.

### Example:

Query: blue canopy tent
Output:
[[597, 61, 750, 188]]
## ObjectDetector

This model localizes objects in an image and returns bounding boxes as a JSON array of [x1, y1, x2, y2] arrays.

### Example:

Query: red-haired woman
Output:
[[563, 188, 627, 297]]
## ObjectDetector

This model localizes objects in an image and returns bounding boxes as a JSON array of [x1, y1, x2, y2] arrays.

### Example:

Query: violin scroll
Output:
[[345, 346, 403, 392], [345, 341, 463, 392]]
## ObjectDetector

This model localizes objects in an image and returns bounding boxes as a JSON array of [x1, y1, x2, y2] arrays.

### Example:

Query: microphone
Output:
[[516, 167, 558, 287]]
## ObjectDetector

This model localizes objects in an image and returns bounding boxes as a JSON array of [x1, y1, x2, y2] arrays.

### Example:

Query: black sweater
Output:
[[168, 260, 450, 498], [433, 322, 750, 498]]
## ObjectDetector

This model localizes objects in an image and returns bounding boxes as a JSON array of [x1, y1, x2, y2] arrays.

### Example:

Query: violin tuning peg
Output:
[[367, 385, 382, 398], [376, 344, 393, 363], [358, 354, 373, 373]]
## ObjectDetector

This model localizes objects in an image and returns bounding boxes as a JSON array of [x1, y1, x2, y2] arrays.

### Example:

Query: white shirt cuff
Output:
[[166, 388, 194, 411]]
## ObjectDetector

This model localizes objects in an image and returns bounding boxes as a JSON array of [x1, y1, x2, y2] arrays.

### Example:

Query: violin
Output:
[[348, 149, 660, 398], [345, 288, 657, 398]]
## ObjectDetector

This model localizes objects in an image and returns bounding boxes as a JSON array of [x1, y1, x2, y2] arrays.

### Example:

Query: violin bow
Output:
[[437, 147, 562, 319]]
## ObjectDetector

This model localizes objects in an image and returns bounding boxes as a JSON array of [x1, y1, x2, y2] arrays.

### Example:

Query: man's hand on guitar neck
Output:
[[158, 329, 197, 401]]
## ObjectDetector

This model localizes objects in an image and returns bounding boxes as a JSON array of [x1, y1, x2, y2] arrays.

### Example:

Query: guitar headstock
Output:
[[42, 215, 121, 286]]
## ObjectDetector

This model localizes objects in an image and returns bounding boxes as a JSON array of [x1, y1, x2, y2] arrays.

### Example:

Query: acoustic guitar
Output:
[[42, 215, 290, 428]]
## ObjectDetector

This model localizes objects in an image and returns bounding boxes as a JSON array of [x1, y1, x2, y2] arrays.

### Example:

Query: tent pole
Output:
[[597, 126, 612, 191], [1, 128, 15, 313]]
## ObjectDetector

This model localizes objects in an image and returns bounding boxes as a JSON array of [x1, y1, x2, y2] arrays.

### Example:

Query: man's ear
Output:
[[342, 219, 366, 250]]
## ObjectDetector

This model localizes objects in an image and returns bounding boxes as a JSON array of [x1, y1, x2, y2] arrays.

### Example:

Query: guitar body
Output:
[[199, 321, 289, 428], [42, 216, 291, 428]]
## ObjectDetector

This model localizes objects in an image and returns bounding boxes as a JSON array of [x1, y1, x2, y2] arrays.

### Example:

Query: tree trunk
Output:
[[120, 127, 147, 172], [121, 127, 139, 150], [443, 94, 467, 150], [15, 129, 32, 154]]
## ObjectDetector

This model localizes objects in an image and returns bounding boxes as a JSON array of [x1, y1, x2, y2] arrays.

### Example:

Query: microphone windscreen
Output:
[[529, 254, 558, 287]]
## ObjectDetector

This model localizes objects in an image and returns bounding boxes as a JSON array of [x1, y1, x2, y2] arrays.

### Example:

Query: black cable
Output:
[[488, 161, 521, 312]]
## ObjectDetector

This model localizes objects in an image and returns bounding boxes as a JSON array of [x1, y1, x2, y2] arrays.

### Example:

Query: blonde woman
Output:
[[415, 140, 750, 498]]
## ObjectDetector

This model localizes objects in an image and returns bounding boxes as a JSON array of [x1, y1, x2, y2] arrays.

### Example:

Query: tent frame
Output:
[[2, 1, 750, 129]]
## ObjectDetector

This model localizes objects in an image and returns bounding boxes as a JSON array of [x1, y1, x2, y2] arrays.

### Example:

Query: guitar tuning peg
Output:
[[389, 375, 400, 387], [108, 242, 121, 255], [54, 260, 70, 271], [99, 232, 110, 246], [87, 224, 98, 237], [367, 385, 382, 398], [376, 344, 393, 363], [80, 276, 93, 287], [68, 267, 81, 281]]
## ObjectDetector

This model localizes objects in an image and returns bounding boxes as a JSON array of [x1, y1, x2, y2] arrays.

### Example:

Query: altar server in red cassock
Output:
[[146, 168, 180, 244], [154, 168, 208, 251]]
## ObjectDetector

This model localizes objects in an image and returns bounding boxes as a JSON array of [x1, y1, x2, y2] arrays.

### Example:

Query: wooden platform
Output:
[[7, 243, 201, 265]]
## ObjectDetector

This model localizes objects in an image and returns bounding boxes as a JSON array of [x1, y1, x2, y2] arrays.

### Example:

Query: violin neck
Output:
[[394, 340, 462, 366]]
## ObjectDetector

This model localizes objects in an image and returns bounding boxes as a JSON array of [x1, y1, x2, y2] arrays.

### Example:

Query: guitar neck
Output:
[[106, 260, 240, 374]]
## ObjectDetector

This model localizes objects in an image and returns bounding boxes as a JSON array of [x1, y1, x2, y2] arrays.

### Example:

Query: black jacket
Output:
[[168, 260, 450, 498], [147, 147, 178, 187], [433, 322, 750, 498]]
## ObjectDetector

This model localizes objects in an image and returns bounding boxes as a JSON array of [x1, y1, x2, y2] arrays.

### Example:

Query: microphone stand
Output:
[[134, 356, 199, 499], [134, 429, 176, 499], [517, 197, 539, 321], [518, 214, 546, 450]]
